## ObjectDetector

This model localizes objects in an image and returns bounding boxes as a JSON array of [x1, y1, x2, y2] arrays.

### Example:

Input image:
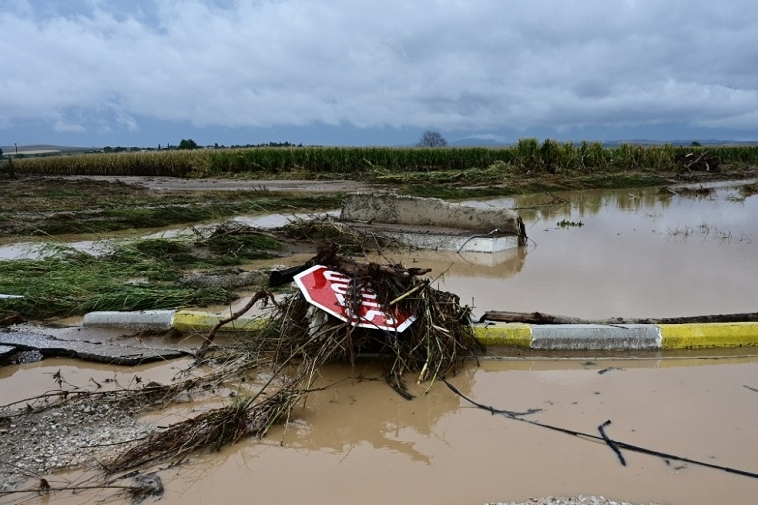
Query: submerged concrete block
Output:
[[341, 192, 522, 233], [341, 192, 526, 252]]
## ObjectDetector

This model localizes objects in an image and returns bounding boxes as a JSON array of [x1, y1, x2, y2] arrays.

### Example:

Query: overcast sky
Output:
[[2, 0, 757, 147]]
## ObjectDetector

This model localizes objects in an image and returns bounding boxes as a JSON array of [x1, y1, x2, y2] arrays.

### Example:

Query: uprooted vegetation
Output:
[[1, 246, 478, 498], [0, 219, 404, 324], [106, 246, 477, 467], [739, 181, 758, 197], [0, 242, 234, 323]]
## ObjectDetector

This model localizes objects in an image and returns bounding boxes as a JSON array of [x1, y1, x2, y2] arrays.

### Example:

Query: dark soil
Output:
[[0, 176, 344, 237]]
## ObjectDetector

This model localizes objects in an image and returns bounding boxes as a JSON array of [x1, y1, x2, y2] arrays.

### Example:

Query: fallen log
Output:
[[481, 310, 758, 325], [479, 311, 589, 324]]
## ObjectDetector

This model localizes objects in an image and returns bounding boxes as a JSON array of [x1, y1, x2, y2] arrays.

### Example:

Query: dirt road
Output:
[[61, 175, 377, 193]]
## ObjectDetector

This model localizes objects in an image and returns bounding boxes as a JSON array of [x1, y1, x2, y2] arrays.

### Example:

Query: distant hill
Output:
[[450, 137, 758, 148], [449, 138, 507, 147], [601, 139, 758, 147], [1, 144, 94, 155]]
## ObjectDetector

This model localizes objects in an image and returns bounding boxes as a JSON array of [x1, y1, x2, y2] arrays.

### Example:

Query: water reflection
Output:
[[449, 180, 758, 319], [261, 363, 478, 464], [464, 180, 757, 225]]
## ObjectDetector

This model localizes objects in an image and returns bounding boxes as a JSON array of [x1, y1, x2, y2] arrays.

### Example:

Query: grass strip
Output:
[[0, 240, 241, 320]]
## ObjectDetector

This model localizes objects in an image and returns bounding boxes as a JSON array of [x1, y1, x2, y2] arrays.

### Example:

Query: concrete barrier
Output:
[[340, 192, 527, 252], [341, 192, 522, 232], [83, 311, 758, 351], [82, 310, 175, 331]]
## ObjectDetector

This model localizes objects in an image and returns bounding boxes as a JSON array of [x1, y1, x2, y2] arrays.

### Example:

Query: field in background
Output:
[[9, 140, 758, 179]]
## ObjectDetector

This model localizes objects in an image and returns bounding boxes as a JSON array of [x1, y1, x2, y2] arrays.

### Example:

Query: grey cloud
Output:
[[1, 0, 757, 138]]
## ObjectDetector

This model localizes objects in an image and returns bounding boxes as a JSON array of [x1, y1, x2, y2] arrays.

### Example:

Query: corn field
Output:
[[11, 141, 758, 178]]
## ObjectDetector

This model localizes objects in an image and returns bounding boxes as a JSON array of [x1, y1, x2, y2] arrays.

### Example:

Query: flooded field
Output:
[[253, 180, 758, 321], [416, 180, 758, 319], [2, 179, 758, 505]]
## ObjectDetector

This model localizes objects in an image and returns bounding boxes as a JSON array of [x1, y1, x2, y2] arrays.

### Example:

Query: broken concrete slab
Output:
[[340, 192, 526, 252], [0, 345, 16, 360], [0, 330, 188, 365], [352, 222, 522, 253], [341, 192, 523, 232]]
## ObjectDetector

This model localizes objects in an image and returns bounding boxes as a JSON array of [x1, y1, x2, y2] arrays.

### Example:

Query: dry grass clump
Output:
[[739, 181, 758, 197], [106, 383, 301, 473], [274, 215, 400, 253]]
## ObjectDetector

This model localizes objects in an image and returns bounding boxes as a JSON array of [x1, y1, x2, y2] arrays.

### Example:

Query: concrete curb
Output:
[[83, 311, 758, 350], [477, 321, 758, 350], [82, 310, 265, 333], [83, 310, 175, 331]]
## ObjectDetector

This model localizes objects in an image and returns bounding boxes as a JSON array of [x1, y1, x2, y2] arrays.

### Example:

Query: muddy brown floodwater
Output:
[[432, 180, 758, 320], [4, 356, 758, 505], [2, 179, 758, 505]]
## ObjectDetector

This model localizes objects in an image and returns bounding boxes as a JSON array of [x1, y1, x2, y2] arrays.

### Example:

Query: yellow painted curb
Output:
[[173, 310, 266, 333], [167, 311, 758, 350], [472, 323, 532, 347], [659, 323, 758, 349], [171, 312, 535, 347]]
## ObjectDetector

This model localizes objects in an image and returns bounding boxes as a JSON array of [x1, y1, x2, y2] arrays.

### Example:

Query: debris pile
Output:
[[104, 244, 478, 472], [675, 151, 720, 172]]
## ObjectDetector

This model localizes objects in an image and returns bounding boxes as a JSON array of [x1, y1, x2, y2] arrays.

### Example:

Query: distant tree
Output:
[[691, 141, 702, 147], [417, 130, 448, 147], [178, 138, 199, 150], [103, 146, 113, 153], [0, 147, 3, 157]]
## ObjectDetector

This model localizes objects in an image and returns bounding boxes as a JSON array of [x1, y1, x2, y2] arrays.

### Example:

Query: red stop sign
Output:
[[293, 265, 415, 332]]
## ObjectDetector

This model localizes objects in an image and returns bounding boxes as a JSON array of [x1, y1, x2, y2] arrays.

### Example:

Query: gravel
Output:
[[0, 400, 153, 492], [489, 498, 660, 505]]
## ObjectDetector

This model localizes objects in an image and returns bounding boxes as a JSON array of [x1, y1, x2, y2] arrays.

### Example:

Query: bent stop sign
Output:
[[293, 265, 415, 332]]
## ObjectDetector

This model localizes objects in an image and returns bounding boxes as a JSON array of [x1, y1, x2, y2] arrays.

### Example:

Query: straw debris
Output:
[[106, 384, 302, 473], [103, 245, 478, 473]]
